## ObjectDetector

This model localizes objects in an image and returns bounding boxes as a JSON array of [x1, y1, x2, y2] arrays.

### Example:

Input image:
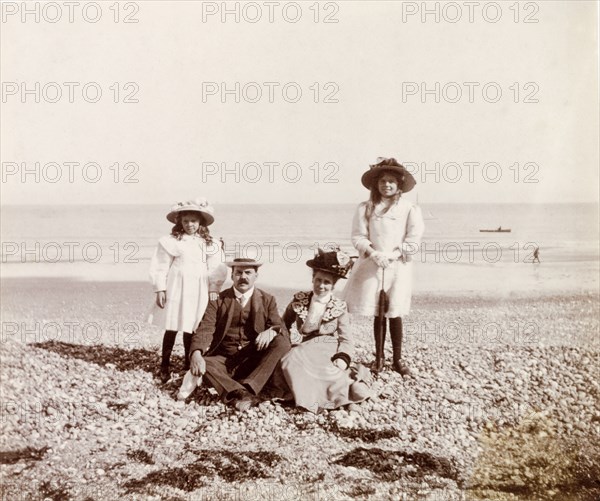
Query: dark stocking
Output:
[[389, 317, 410, 376], [161, 330, 178, 368], [373, 316, 387, 372], [183, 332, 193, 370]]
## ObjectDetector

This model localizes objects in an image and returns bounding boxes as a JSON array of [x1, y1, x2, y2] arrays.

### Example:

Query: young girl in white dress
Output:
[[149, 197, 227, 383], [343, 158, 425, 375]]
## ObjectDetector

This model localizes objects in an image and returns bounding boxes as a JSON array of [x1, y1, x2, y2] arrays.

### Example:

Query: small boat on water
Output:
[[480, 226, 511, 233]]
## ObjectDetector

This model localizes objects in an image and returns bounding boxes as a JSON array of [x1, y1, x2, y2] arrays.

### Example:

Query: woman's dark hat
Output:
[[361, 157, 416, 193], [306, 248, 353, 279], [225, 258, 263, 269]]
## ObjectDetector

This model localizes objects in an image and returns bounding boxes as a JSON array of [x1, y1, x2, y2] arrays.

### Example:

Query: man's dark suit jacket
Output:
[[190, 287, 288, 356]]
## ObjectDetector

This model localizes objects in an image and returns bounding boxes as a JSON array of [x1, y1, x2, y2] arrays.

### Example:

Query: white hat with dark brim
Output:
[[225, 258, 263, 269], [166, 197, 215, 226]]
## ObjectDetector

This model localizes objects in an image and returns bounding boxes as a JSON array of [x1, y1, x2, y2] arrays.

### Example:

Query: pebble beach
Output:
[[4, 0, 600, 495], [1, 278, 598, 500]]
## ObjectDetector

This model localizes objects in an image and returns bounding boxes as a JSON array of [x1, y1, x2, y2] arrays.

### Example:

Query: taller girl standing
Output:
[[343, 158, 424, 376], [149, 197, 227, 383]]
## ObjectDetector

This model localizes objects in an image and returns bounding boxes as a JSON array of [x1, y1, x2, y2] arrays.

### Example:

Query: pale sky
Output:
[[1, 0, 598, 205]]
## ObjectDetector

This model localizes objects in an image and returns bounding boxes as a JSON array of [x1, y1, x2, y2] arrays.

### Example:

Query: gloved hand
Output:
[[369, 251, 389, 268], [333, 358, 348, 370], [155, 291, 166, 308], [384, 250, 402, 262]]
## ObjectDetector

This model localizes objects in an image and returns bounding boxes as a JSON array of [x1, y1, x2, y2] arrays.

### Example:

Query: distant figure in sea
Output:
[[533, 246, 541, 263], [343, 158, 425, 376], [277, 249, 372, 413], [188, 258, 291, 412], [149, 197, 227, 384]]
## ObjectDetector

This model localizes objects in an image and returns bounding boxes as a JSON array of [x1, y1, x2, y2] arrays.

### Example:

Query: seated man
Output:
[[189, 258, 291, 411]]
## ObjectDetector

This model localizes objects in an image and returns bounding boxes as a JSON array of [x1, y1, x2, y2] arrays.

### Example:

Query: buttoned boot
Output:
[[390, 317, 410, 376], [373, 316, 386, 372], [160, 330, 177, 383]]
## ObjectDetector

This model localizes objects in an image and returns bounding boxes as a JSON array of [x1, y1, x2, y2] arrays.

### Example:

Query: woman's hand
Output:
[[155, 291, 166, 308], [369, 251, 389, 269], [209, 292, 219, 301], [333, 358, 348, 371]]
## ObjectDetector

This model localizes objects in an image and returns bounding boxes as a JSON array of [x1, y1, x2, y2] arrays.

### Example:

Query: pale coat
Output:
[[148, 234, 227, 333], [343, 198, 425, 317]]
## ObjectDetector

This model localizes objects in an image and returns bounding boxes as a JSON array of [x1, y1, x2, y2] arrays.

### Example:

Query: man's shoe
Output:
[[160, 366, 171, 384], [231, 390, 258, 412]]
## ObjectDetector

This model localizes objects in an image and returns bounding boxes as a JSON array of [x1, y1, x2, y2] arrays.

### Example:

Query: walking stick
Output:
[[375, 267, 389, 372]]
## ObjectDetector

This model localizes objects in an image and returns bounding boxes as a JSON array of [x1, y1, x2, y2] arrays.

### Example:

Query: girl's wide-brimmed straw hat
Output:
[[306, 248, 353, 279], [166, 197, 215, 226], [361, 157, 417, 193]]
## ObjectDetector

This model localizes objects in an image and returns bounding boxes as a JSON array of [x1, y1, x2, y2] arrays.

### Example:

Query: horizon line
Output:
[[1, 201, 599, 207]]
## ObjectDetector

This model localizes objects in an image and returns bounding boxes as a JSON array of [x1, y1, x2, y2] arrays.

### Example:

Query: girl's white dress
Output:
[[148, 234, 227, 333], [343, 198, 425, 318]]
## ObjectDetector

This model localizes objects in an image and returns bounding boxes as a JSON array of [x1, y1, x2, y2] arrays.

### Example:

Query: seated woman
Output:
[[280, 249, 372, 413]]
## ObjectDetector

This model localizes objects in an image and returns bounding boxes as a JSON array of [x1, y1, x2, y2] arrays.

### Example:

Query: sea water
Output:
[[1, 203, 598, 295]]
